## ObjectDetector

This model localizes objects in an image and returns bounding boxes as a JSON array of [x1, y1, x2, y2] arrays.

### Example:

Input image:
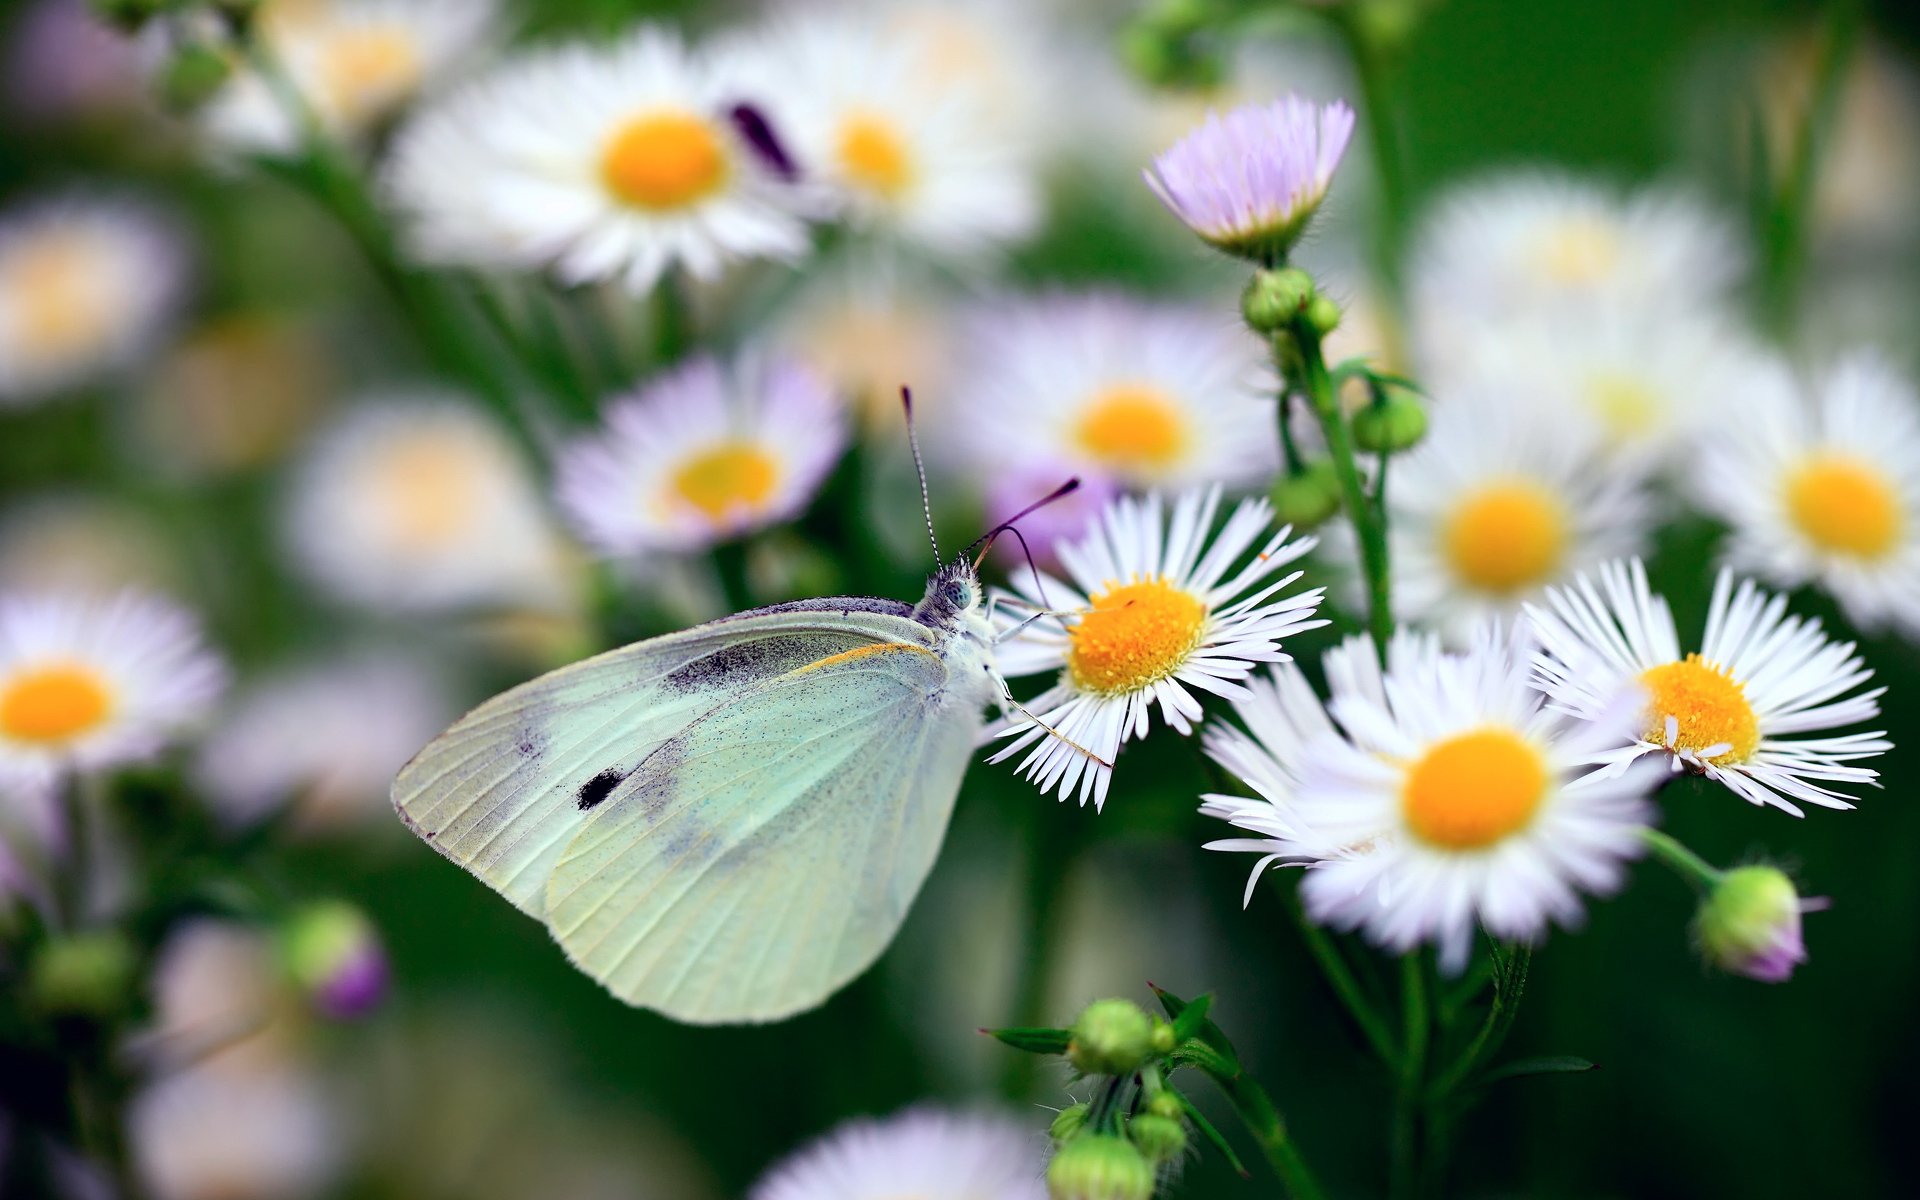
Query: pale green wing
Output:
[[391, 602, 928, 920], [543, 641, 982, 1024]]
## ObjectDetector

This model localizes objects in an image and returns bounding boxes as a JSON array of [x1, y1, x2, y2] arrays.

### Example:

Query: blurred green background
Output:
[[3, 0, 1917, 1197]]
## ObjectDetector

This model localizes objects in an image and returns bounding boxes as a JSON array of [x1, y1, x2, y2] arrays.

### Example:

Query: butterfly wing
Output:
[[390, 601, 922, 920], [542, 639, 985, 1024]]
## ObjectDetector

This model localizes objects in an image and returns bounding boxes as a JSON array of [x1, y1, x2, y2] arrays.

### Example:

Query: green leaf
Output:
[[1172, 1088, 1250, 1179], [1150, 985, 1241, 1062], [1473, 1055, 1597, 1089], [1169, 992, 1214, 1044], [984, 1026, 1071, 1055], [1362, 369, 1427, 397]]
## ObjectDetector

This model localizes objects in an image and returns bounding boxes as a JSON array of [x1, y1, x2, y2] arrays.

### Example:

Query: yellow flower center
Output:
[[1583, 370, 1661, 440], [317, 26, 422, 123], [1074, 384, 1189, 472], [365, 434, 483, 551], [835, 112, 914, 200], [1640, 655, 1760, 765], [1441, 481, 1569, 594], [4, 235, 112, 357], [1066, 577, 1208, 696], [0, 663, 114, 745], [1401, 728, 1549, 850], [670, 442, 779, 521], [1784, 453, 1904, 560], [1537, 217, 1620, 285], [600, 111, 730, 211]]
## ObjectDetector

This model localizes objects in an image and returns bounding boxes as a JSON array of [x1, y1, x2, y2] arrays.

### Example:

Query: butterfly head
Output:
[[913, 560, 983, 627]]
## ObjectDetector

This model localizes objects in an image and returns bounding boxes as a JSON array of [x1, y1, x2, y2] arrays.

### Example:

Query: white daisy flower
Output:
[[1281, 624, 1658, 970], [0, 194, 188, 403], [191, 652, 453, 835], [201, 0, 502, 154], [993, 487, 1325, 811], [555, 352, 846, 558], [1692, 351, 1920, 637], [1324, 396, 1655, 641], [0, 589, 228, 794], [1409, 172, 1745, 365], [384, 25, 809, 292], [286, 395, 572, 616], [1529, 558, 1891, 816], [134, 1066, 342, 1200], [946, 292, 1278, 494], [749, 1107, 1045, 1200], [742, 7, 1041, 258]]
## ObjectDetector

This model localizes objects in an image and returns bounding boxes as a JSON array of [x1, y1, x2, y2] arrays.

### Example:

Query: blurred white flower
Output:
[[0, 494, 182, 597], [1284, 625, 1658, 972], [1530, 559, 1891, 816], [0, 194, 189, 403], [193, 652, 453, 833], [5, 0, 147, 122], [771, 263, 957, 431], [946, 291, 1277, 495], [555, 353, 846, 558], [1693, 351, 1920, 638], [750, 1106, 1046, 1200], [385, 25, 808, 292], [133, 1066, 341, 1200], [743, 7, 1041, 258], [993, 487, 1324, 811], [0, 589, 227, 794], [286, 395, 573, 615], [202, 0, 502, 154], [147, 918, 297, 1075], [1322, 396, 1654, 642]]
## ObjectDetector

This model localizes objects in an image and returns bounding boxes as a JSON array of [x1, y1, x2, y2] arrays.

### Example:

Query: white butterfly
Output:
[[392, 441, 1079, 1024]]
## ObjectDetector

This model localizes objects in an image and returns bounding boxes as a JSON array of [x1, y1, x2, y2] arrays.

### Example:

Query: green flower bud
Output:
[[1305, 294, 1342, 337], [1051, 1103, 1092, 1143], [29, 931, 138, 1019], [1048, 1134, 1156, 1200], [1146, 1090, 1185, 1121], [1241, 267, 1315, 333], [1149, 1018, 1176, 1056], [159, 44, 233, 113], [280, 901, 389, 1019], [1068, 999, 1157, 1076], [1351, 395, 1428, 454], [1128, 1112, 1188, 1164], [1697, 865, 1812, 983], [1270, 461, 1343, 529]]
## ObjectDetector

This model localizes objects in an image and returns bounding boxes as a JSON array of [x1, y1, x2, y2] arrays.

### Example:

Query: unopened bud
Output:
[[1146, 1090, 1184, 1121], [1127, 1112, 1188, 1163], [1351, 394, 1428, 454], [1050, 1103, 1091, 1143], [30, 930, 138, 1019], [1305, 294, 1342, 337], [1241, 267, 1314, 333], [281, 901, 389, 1019], [1047, 1134, 1155, 1200], [1068, 998, 1156, 1077], [159, 44, 233, 113], [1697, 865, 1815, 983], [1270, 461, 1343, 529]]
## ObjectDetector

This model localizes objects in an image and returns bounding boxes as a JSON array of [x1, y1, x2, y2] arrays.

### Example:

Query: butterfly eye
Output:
[[944, 581, 970, 608]]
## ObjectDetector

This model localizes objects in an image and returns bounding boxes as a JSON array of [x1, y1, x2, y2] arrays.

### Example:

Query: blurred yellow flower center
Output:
[[1401, 728, 1548, 850], [4, 235, 111, 357], [0, 663, 113, 744], [1784, 453, 1903, 560], [367, 435, 482, 550], [1538, 217, 1620, 285], [318, 26, 422, 121], [1442, 481, 1568, 594], [671, 442, 779, 520], [1067, 578, 1207, 696], [1584, 371, 1661, 439], [1640, 655, 1759, 764], [601, 111, 730, 211], [836, 112, 914, 200], [1075, 385, 1188, 471]]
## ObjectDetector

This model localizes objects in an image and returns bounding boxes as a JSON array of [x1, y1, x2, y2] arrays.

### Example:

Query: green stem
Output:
[[1425, 945, 1531, 1101], [1333, 14, 1412, 306], [1761, 0, 1862, 336], [1000, 804, 1074, 1099], [1293, 321, 1393, 648], [651, 267, 693, 367], [1280, 879, 1397, 1067], [1642, 828, 1723, 889], [711, 540, 755, 614], [1185, 1044, 1327, 1200], [1390, 955, 1431, 1200]]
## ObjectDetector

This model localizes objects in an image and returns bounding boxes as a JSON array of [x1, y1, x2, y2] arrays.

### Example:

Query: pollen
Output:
[[1066, 577, 1207, 696], [365, 434, 481, 551], [1401, 728, 1548, 851], [601, 111, 730, 211], [1537, 216, 1620, 285], [1641, 655, 1760, 765], [1442, 480, 1569, 594], [671, 442, 779, 521], [318, 26, 422, 122], [4, 235, 112, 357], [1074, 384, 1189, 472], [1784, 453, 1904, 560], [0, 663, 114, 745], [835, 112, 914, 200]]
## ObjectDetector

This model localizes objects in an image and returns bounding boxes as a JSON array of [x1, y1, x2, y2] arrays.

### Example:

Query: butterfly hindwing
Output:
[[542, 640, 983, 1024]]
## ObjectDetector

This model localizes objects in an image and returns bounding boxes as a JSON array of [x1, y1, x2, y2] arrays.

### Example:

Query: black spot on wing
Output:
[[577, 769, 625, 812]]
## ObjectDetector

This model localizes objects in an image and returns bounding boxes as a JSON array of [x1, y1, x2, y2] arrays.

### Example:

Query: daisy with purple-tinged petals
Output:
[[750, 1106, 1045, 1200], [1144, 94, 1356, 261], [993, 486, 1326, 812]]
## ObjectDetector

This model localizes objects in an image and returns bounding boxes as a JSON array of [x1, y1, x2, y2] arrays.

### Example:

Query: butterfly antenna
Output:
[[902, 387, 940, 568], [975, 525, 1055, 611], [962, 477, 1081, 558]]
